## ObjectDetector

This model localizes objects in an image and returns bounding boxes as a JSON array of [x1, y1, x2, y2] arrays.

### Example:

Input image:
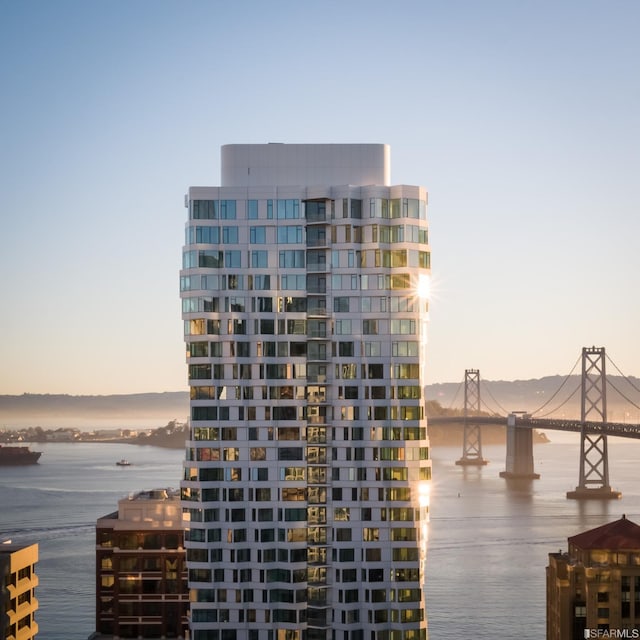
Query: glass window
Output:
[[188, 342, 208, 358], [390, 273, 410, 290], [251, 251, 268, 268], [306, 226, 326, 247], [183, 250, 197, 268], [339, 342, 354, 356], [206, 320, 221, 334], [256, 296, 273, 312], [281, 274, 305, 289], [305, 200, 326, 222], [333, 297, 349, 313], [220, 200, 236, 220], [222, 226, 238, 243], [335, 319, 352, 335], [277, 199, 300, 219], [363, 341, 381, 356], [252, 275, 271, 290], [363, 320, 377, 335], [231, 319, 246, 335], [279, 250, 305, 268], [198, 250, 223, 268], [189, 364, 211, 380], [192, 200, 216, 220], [287, 319, 307, 334], [260, 319, 275, 334], [278, 225, 303, 244], [282, 297, 306, 312], [197, 226, 220, 244], [228, 296, 245, 312], [225, 251, 241, 268], [290, 341, 306, 356], [336, 528, 352, 541], [392, 341, 419, 357], [250, 226, 266, 243], [391, 249, 407, 267]]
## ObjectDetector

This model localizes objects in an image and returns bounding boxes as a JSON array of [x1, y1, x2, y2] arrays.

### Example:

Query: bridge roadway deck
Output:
[[427, 415, 640, 439]]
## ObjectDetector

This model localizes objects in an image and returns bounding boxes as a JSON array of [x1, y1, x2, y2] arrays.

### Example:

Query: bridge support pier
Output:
[[500, 414, 540, 479], [456, 369, 488, 467], [566, 346, 621, 500]]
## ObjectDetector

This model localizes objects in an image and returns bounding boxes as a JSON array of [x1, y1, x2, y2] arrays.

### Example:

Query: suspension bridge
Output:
[[427, 346, 640, 500]]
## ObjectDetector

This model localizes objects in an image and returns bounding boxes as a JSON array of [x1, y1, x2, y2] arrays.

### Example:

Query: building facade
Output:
[[180, 144, 432, 640], [0, 542, 39, 640], [547, 516, 640, 639], [95, 489, 188, 638]]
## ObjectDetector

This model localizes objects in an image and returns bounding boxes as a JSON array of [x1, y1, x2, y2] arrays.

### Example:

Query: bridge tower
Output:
[[455, 369, 489, 466], [567, 346, 621, 499]]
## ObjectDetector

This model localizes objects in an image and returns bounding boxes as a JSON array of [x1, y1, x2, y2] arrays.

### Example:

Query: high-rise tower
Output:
[[180, 144, 431, 640]]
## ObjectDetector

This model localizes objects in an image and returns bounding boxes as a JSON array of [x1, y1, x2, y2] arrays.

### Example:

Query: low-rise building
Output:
[[95, 489, 188, 639], [547, 515, 640, 639], [0, 541, 39, 640]]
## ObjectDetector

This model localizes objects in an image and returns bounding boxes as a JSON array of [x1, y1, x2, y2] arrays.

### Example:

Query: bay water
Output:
[[1, 435, 639, 639]]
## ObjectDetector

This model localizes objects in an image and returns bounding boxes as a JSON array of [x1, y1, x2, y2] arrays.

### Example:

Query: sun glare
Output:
[[416, 273, 431, 299], [418, 481, 431, 508]]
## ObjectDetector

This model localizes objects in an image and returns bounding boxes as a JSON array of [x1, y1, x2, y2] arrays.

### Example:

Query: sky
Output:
[[0, 0, 639, 395]]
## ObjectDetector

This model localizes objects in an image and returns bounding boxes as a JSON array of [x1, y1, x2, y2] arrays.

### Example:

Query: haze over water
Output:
[[2, 435, 640, 639]]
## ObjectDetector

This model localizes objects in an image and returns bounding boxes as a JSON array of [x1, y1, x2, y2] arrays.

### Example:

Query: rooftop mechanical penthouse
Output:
[[180, 143, 432, 640]]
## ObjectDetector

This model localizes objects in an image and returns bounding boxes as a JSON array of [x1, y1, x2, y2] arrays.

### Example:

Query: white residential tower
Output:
[[180, 144, 431, 640]]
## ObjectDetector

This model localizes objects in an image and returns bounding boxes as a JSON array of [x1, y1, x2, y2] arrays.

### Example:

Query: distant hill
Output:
[[1, 374, 639, 429], [0, 392, 189, 429]]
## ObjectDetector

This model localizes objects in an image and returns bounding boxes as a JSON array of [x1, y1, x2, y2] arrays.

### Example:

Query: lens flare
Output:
[[416, 273, 431, 299]]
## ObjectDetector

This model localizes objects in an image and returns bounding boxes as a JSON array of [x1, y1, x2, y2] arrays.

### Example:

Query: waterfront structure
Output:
[[0, 541, 39, 640], [547, 515, 640, 639], [95, 489, 188, 638], [180, 143, 432, 640]]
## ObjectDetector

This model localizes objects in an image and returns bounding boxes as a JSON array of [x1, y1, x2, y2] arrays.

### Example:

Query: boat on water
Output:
[[0, 444, 42, 465], [116, 459, 132, 466]]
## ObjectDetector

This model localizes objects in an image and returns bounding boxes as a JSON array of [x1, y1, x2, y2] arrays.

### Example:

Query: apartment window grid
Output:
[[182, 186, 430, 640]]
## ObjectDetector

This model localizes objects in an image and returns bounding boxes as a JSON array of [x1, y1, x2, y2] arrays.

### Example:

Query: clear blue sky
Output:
[[1, 0, 639, 395]]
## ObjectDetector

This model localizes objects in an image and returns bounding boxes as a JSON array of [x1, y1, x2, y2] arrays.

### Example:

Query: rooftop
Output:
[[220, 143, 391, 188], [0, 540, 38, 554], [569, 516, 640, 550], [96, 488, 182, 528]]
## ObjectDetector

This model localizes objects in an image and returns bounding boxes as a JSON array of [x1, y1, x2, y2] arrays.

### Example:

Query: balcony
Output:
[[307, 308, 329, 318], [304, 200, 328, 223], [306, 607, 330, 627]]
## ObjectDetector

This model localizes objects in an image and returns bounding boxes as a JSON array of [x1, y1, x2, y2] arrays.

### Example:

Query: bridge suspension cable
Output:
[[606, 378, 640, 413], [479, 381, 509, 415], [530, 353, 581, 416], [444, 380, 464, 410], [535, 383, 581, 418], [605, 353, 640, 398]]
